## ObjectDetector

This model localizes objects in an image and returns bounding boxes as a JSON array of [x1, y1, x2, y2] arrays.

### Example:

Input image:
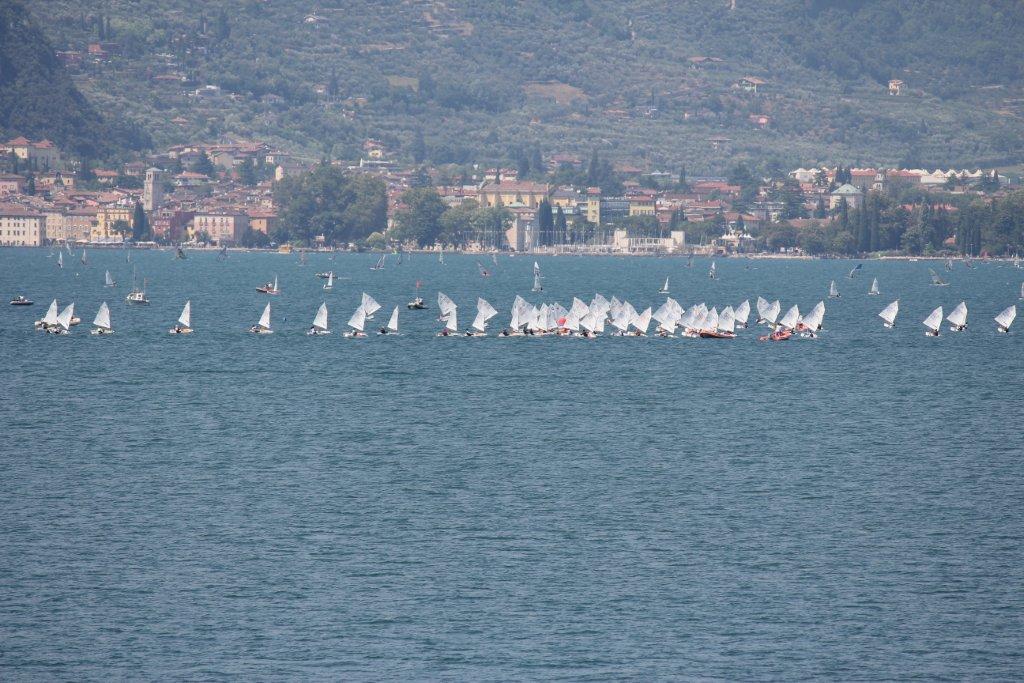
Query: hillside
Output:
[[24, 0, 1024, 171], [0, 0, 148, 159]]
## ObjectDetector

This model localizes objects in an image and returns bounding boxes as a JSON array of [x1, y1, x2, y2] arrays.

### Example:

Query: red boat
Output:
[[699, 330, 736, 339], [758, 328, 792, 342]]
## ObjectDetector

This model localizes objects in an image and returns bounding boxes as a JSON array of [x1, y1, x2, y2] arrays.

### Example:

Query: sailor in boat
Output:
[[9, 295, 33, 305], [407, 297, 427, 309]]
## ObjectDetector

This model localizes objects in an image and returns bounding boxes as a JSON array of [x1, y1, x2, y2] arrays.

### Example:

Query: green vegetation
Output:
[[273, 164, 386, 245], [0, 1, 149, 160], [24, 1, 1024, 170]]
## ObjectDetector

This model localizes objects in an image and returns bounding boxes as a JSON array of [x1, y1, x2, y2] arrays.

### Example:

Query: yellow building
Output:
[[478, 180, 549, 209], [586, 188, 601, 224], [94, 206, 133, 240], [628, 194, 656, 216]]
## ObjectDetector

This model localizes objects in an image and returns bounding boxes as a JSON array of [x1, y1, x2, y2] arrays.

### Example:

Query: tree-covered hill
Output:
[[23, 0, 1024, 170], [0, 0, 149, 159]]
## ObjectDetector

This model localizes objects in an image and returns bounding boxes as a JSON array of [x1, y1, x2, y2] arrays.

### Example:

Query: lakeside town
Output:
[[0, 134, 1019, 257]]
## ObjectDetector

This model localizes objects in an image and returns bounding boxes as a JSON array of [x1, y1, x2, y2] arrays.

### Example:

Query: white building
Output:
[[0, 204, 45, 246]]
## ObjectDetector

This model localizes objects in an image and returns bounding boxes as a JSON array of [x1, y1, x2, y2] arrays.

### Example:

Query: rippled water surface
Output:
[[2, 248, 1023, 680]]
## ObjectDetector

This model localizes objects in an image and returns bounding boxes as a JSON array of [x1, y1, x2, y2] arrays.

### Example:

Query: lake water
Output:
[[2, 248, 1023, 680]]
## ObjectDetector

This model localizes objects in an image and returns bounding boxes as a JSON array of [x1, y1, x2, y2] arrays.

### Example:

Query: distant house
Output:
[[477, 180, 550, 209], [93, 169, 119, 185], [0, 174, 27, 196], [738, 77, 767, 94], [0, 203, 45, 246], [708, 136, 732, 153], [830, 184, 864, 211], [174, 171, 210, 187], [888, 79, 905, 96], [749, 114, 770, 129], [192, 210, 249, 244], [2, 137, 62, 171]]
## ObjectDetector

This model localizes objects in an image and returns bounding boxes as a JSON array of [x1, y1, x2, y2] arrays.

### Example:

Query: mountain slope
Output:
[[0, 0, 148, 159], [25, 0, 1024, 171]]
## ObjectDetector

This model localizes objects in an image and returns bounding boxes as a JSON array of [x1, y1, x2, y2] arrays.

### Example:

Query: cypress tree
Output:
[[554, 206, 567, 244]]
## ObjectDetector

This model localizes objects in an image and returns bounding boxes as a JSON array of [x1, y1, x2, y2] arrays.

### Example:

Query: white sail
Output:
[[42, 299, 59, 326], [718, 306, 736, 333], [56, 303, 74, 331], [946, 301, 968, 328], [563, 311, 581, 332], [923, 306, 943, 332], [660, 276, 669, 292], [477, 298, 497, 322], [326, 272, 334, 288], [445, 308, 458, 332], [611, 307, 631, 332], [93, 302, 111, 330], [653, 302, 676, 331], [471, 311, 489, 333], [533, 261, 541, 276], [869, 278, 879, 295], [579, 312, 597, 333], [387, 306, 400, 332], [703, 307, 720, 331], [272, 275, 278, 292], [735, 300, 750, 325], [633, 307, 652, 334], [347, 306, 366, 332], [570, 297, 589, 319], [755, 296, 769, 320], [879, 300, 899, 326], [779, 305, 800, 330], [178, 300, 192, 328], [532, 273, 543, 292], [994, 305, 1016, 331], [57, 252, 63, 268], [765, 300, 781, 325], [105, 270, 115, 286], [361, 293, 381, 317], [829, 280, 839, 297], [803, 301, 825, 331], [312, 302, 329, 331], [437, 292, 456, 317], [257, 302, 272, 330]]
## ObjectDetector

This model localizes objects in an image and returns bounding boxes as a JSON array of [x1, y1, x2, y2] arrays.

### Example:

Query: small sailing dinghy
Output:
[[80, 249, 88, 266], [344, 305, 367, 337], [476, 261, 491, 278], [256, 275, 280, 294], [828, 280, 840, 298], [848, 263, 862, 279], [323, 272, 334, 291], [50, 303, 75, 335], [91, 302, 113, 335], [467, 298, 497, 336], [923, 306, 943, 336], [307, 302, 331, 335], [35, 299, 59, 329], [169, 300, 193, 334], [361, 293, 381, 319], [879, 300, 899, 328], [379, 306, 400, 335], [370, 254, 386, 271], [249, 302, 273, 334], [995, 305, 1016, 333], [734, 300, 750, 328], [57, 252, 64, 269], [437, 292, 457, 322], [946, 301, 968, 331], [869, 278, 880, 295], [708, 261, 717, 280], [532, 261, 543, 292], [929, 269, 949, 287], [438, 308, 458, 336], [1020, 282, 1024, 300], [658, 276, 669, 294], [798, 302, 825, 338], [105, 270, 116, 287]]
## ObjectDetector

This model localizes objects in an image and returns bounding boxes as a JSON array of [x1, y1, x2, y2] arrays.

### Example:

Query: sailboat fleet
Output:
[[16, 253, 1024, 341]]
